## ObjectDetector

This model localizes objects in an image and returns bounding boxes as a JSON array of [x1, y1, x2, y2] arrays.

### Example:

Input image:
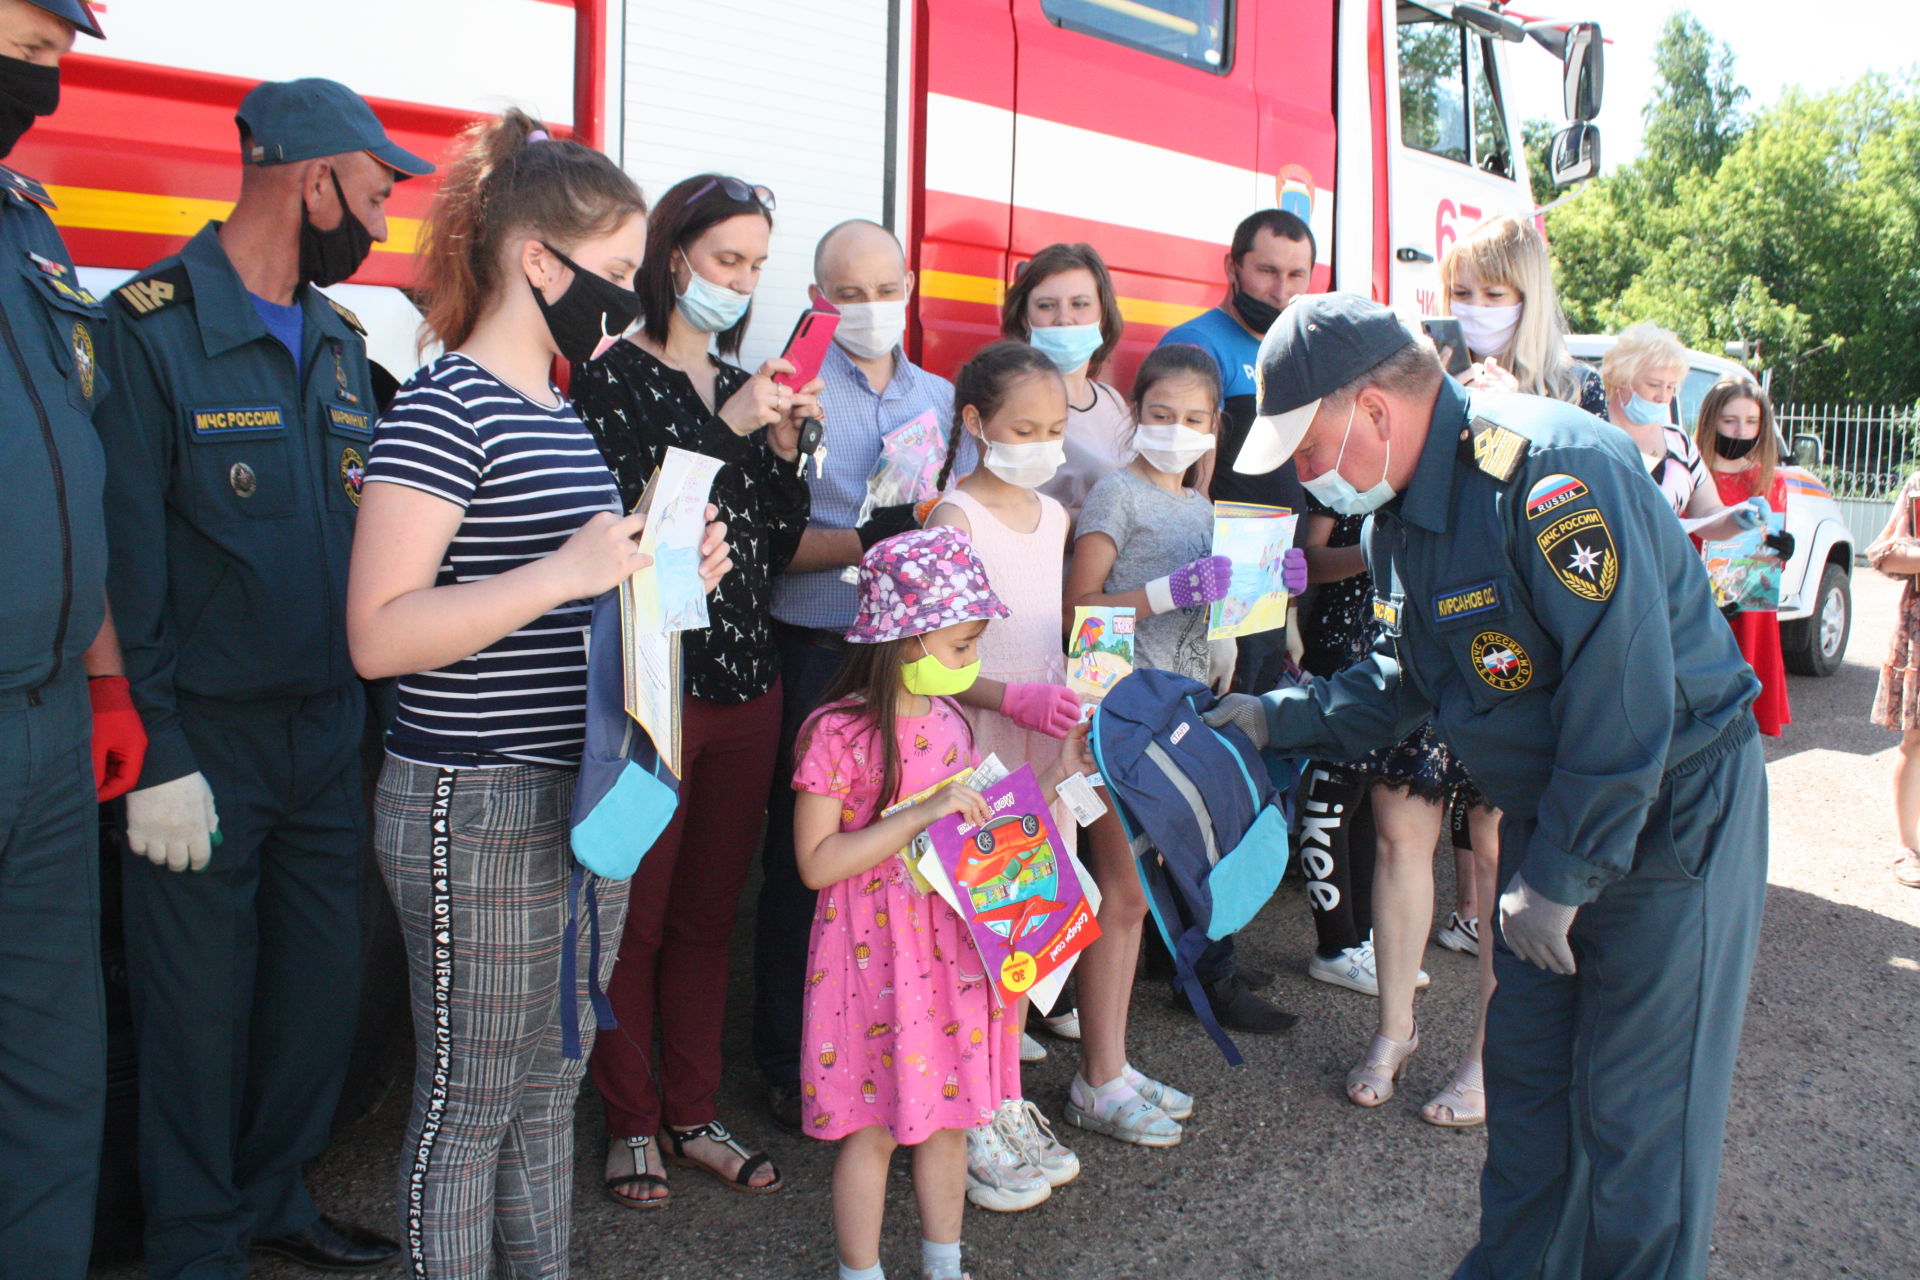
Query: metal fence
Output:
[[1777, 402, 1920, 553]]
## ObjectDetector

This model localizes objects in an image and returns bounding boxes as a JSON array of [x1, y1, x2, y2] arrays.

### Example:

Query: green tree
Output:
[[1523, 117, 1556, 207], [1638, 11, 1750, 197]]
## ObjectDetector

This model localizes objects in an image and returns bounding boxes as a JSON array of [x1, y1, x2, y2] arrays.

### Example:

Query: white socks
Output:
[[922, 1238, 963, 1279], [839, 1263, 884, 1280]]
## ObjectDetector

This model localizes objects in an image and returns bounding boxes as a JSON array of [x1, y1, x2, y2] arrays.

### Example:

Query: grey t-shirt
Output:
[[1078, 466, 1213, 681]]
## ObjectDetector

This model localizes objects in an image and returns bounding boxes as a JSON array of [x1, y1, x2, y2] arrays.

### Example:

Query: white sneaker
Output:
[[965, 1117, 1052, 1211], [1121, 1064, 1193, 1121], [1019, 1030, 1047, 1063], [1436, 911, 1481, 956], [1062, 1074, 1182, 1147], [1308, 939, 1380, 995], [1037, 1007, 1081, 1041], [1308, 938, 1428, 996], [994, 1099, 1079, 1187]]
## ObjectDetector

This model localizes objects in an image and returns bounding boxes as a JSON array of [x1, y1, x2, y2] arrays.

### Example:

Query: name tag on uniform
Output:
[[1431, 579, 1504, 625], [190, 404, 286, 440], [327, 403, 373, 438], [1372, 596, 1402, 631]]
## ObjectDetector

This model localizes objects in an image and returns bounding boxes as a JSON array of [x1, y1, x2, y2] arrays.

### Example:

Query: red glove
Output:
[[999, 682, 1081, 739], [89, 676, 148, 802]]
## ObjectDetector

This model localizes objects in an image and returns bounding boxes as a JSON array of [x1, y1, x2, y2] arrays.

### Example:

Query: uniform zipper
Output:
[[1, 296, 73, 700]]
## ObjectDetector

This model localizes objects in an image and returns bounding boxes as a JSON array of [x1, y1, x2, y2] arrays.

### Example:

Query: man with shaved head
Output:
[[752, 219, 975, 1127]]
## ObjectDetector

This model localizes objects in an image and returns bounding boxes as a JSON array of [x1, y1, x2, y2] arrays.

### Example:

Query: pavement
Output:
[[93, 572, 1920, 1280]]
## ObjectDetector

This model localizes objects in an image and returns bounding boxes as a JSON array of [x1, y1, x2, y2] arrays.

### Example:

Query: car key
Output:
[[796, 417, 826, 478]]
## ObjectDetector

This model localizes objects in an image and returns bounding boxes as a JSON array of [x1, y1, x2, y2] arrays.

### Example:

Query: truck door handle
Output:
[[1395, 246, 1434, 263]]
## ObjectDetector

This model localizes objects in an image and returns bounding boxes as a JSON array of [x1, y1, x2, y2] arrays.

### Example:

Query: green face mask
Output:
[[900, 636, 981, 697]]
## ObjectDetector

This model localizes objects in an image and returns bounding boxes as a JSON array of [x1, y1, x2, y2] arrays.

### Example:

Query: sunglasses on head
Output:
[[689, 175, 776, 212]]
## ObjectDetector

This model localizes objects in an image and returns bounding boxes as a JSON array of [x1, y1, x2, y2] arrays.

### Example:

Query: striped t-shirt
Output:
[[365, 353, 621, 768]]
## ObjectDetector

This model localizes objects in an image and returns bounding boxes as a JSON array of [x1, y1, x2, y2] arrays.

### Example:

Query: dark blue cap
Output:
[[235, 78, 432, 179], [29, 0, 103, 39], [1235, 293, 1417, 475]]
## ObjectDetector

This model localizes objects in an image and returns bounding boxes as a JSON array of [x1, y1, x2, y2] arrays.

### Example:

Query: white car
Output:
[[1567, 336, 1852, 676]]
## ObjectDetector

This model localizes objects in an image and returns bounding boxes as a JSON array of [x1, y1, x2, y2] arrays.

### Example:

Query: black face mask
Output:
[[0, 55, 59, 160], [299, 170, 375, 288], [1230, 280, 1282, 335], [529, 242, 641, 364], [1715, 433, 1760, 460]]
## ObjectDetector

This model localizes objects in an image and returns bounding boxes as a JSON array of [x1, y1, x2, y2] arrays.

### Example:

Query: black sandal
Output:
[[659, 1120, 784, 1194], [603, 1135, 671, 1210]]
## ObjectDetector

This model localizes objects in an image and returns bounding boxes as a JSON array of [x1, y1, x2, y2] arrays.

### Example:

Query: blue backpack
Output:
[[1089, 669, 1294, 1065], [560, 589, 682, 1057]]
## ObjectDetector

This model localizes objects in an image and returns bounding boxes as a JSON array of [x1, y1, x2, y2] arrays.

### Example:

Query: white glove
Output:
[[1497, 873, 1579, 975], [1209, 637, 1238, 695], [1201, 692, 1270, 751], [124, 771, 220, 873]]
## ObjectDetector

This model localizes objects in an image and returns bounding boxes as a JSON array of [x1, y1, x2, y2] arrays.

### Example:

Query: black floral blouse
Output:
[[572, 341, 810, 705]]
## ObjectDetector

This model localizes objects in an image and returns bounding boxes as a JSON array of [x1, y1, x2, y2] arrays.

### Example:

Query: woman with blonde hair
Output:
[[1439, 212, 1605, 415], [1696, 375, 1795, 736]]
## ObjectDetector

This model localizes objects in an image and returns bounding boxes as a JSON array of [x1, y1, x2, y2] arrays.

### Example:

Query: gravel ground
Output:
[[93, 572, 1920, 1280]]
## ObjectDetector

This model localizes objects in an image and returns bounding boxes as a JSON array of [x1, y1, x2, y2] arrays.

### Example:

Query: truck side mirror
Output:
[[1791, 433, 1823, 468], [1550, 122, 1601, 186], [1561, 22, 1603, 120]]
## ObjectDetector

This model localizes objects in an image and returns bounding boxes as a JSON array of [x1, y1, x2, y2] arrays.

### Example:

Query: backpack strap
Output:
[[1135, 850, 1245, 1067], [560, 864, 621, 1060]]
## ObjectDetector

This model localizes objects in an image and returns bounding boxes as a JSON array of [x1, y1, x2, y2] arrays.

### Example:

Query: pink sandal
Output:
[[1346, 1027, 1418, 1107]]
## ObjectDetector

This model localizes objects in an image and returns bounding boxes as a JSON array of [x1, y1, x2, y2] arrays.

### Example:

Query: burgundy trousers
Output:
[[590, 685, 782, 1138]]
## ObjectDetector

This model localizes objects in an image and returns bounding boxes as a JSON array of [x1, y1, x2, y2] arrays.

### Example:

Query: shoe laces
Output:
[[999, 1100, 1063, 1159]]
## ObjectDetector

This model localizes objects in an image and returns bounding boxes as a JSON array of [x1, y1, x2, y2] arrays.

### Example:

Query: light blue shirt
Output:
[[771, 341, 973, 630]]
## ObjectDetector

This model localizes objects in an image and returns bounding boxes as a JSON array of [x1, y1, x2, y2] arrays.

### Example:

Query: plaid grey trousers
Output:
[[375, 756, 628, 1280]]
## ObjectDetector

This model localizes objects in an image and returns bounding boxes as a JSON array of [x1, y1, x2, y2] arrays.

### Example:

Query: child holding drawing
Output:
[[926, 341, 1086, 1207], [792, 528, 1093, 1280], [1061, 343, 1303, 1147]]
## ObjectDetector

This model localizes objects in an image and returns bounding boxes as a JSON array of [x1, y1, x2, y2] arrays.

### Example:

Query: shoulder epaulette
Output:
[[0, 164, 55, 211], [115, 264, 193, 319], [1464, 415, 1528, 483], [325, 295, 366, 336]]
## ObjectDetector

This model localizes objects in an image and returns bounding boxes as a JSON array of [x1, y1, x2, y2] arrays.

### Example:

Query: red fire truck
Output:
[[30, 0, 1600, 388]]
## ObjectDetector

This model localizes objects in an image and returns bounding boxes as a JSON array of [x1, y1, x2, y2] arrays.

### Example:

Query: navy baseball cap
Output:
[[236, 78, 432, 179], [29, 0, 102, 39], [1235, 293, 1418, 475]]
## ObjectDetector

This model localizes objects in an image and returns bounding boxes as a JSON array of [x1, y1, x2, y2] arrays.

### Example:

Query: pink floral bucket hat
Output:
[[846, 526, 1010, 645]]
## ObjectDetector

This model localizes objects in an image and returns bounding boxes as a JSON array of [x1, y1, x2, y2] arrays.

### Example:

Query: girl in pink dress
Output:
[[793, 527, 1092, 1280], [927, 341, 1086, 1209]]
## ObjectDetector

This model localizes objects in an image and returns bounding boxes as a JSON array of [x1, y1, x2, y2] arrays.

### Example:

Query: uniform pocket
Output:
[[1637, 764, 1726, 882], [182, 404, 297, 522], [19, 262, 109, 415], [324, 399, 375, 513]]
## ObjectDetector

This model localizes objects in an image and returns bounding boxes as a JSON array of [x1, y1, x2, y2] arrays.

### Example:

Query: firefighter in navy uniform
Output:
[[1207, 295, 1770, 1280], [94, 78, 430, 1278], [0, 5, 151, 1279]]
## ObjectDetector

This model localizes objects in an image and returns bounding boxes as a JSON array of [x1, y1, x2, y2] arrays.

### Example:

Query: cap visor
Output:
[[369, 141, 434, 179], [1234, 399, 1320, 475]]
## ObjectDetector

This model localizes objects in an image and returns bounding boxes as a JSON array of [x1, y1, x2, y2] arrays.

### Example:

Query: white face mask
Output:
[[1451, 300, 1522, 358], [1300, 400, 1396, 517], [1134, 420, 1216, 474], [980, 437, 1066, 488], [833, 298, 908, 360]]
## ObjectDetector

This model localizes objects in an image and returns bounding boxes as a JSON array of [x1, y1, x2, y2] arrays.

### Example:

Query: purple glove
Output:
[[1145, 555, 1233, 614], [1282, 547, 1308, 595], [1000, 682, 1081, 739]]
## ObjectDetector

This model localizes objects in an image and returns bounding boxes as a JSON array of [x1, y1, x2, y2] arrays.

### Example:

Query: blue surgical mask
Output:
[[1622, 392, 1669, 426], [1028, 322, 1103, 373], [1301, 401, 1396, 517], [675, 251, 752, 333]]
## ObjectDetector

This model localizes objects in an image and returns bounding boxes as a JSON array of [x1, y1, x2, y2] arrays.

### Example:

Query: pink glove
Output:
[[1282, 547, 1308, 595], [1145, 555, 1233, 613], [1000, 682, 1081, 739]]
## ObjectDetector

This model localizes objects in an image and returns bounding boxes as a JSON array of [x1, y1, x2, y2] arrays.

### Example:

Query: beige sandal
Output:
[[1894, 848, 1920, 888], [1420, 1058, 1486, 1128], [1346, 1027, 1418, 1107]]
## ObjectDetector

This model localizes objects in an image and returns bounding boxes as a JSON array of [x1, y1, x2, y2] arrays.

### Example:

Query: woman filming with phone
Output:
[[574, 172, 822, 1209]]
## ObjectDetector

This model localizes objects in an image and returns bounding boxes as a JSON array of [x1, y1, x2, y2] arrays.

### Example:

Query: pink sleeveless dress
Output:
[[939, 487, 1076, 856]]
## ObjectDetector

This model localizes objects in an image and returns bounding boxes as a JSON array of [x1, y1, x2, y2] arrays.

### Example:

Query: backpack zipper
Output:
[[1, 296, 73, 703]]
